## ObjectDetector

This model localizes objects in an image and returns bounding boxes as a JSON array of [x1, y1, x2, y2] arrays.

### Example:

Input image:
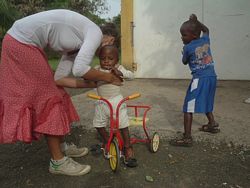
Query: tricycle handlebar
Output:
[[128, 93, 141, 100], [87, 93, 141, 101], [87, 93, 101, 100]]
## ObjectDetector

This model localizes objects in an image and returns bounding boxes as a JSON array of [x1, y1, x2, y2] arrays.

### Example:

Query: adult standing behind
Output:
[[0, 9, 121, 176]]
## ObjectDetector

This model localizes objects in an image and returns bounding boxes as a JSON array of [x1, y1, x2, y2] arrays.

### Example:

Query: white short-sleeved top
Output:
[[7, 9, 103, 79], [95, 65, 134, 99]]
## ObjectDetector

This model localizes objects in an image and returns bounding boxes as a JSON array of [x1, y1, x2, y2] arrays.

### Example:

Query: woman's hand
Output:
[[83, 68, 122, 86], [110, 73, 123, 86], [102, 35, 115, 47]]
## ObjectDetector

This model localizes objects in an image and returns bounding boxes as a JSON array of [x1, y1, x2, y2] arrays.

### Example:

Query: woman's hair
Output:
[[100, 23, 120, 48]]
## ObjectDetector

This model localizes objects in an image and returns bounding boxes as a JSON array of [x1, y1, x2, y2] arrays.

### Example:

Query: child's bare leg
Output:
[[90, 127, 109, 154], [184, 112, 193, 138], [96, 127, 109, 144], [120, 127, 131, 148], [46, 135, 64, 160], [169, 112, 193, 147], [120, 127, 137, 167], [206, 112, 216, 125]]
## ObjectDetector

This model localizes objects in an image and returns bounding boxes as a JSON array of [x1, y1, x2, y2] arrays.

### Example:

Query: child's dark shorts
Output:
[[183, 76, 217, 113]]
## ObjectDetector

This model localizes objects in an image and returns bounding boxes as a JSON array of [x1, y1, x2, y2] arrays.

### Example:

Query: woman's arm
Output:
[[55, 77, 96, 88], [54, 55, 121, 87], [54, 55, 74, 81], [54, 55, 97, 88], [83, 68, 122, 86]]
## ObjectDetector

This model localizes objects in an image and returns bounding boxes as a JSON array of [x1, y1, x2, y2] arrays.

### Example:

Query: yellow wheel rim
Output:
[[109, 142, 118, 170]]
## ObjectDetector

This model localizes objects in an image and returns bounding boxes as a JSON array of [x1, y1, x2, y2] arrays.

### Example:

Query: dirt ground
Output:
[[0, 79, 250, 188]]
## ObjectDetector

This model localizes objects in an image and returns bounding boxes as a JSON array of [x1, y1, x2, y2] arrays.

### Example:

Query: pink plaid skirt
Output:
[[0, 34, 79, 143]]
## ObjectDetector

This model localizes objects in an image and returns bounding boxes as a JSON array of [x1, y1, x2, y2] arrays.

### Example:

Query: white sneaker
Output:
[[49, 157, 91, 176], [244, 98, 250, 104], [65, 144, 89, 157]]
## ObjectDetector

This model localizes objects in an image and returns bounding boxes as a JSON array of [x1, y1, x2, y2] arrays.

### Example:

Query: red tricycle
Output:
[[87, 93, 160, 172]]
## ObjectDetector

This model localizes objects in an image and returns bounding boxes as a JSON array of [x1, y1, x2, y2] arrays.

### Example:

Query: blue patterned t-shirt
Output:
[[182, 34, 217, 78]]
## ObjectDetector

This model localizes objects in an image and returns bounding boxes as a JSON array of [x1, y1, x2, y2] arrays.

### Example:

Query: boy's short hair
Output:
[[182, 20, 201, 37], [99, 45, 119, 59]]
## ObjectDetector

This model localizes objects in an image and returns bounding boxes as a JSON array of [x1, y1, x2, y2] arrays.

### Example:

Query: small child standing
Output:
[[170, 14, 220, 147], [92, 45, 137, 167]]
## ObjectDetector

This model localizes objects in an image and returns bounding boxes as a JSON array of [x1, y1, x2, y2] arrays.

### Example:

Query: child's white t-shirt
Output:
[[95, 65, 134, 99]]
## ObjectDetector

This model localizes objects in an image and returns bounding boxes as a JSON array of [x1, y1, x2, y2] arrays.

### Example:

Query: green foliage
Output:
[[8, 0, 109, 17], [66, 0, 108, 25], [112, 14, 121, 40], [68, 0, 108, 15], [48, 58, 60, 71], [0, 0, 20, 33]]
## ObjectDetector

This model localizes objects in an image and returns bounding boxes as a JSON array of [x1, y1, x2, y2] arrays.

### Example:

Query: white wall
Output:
[[133, 0, 250, 80]]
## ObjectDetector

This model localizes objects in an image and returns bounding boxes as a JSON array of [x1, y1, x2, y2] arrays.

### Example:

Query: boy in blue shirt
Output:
[[170, 14, 220, 147]]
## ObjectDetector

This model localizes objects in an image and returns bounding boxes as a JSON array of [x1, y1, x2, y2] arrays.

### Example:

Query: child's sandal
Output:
[[123, 146, 138, 167], [199, 122, 220, 133], [169, 136, 193, 147], [124, 158, 138, 167]]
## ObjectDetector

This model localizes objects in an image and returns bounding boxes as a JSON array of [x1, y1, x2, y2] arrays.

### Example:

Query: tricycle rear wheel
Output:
[[149, 132, 160, 153]]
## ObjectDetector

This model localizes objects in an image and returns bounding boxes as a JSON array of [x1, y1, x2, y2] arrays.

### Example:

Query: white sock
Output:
[[51, 156, 67, 166], [60, 142, 69, 152]]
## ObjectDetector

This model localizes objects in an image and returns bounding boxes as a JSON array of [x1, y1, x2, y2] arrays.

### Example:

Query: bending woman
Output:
[[0, 9, 121, 176]]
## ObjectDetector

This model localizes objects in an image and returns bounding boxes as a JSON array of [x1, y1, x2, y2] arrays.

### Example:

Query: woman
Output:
[[0, 9, 121, 176]]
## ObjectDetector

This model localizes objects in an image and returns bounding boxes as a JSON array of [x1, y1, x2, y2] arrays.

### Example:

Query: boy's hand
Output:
[[111, 67, 123, 82], [111, 67, 123, 77], [189, 14, 197, 21]]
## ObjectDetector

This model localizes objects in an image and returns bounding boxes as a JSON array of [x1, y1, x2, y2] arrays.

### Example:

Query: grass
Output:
[[48, 58, 60, 71]]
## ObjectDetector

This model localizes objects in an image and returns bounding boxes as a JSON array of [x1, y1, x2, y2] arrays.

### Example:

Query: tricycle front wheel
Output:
[[149, 132, 160, 153], [109, 138, 120, 172]]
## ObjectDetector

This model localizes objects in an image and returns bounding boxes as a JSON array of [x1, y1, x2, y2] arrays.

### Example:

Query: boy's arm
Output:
[[199, 22, 209, 36], [117, 65, 134, 80], [182, 59, 188, 65], [189, 14, 209, 35], [182, 46, 188, 65]]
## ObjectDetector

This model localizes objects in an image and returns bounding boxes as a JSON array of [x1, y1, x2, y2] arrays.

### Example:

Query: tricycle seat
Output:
[[129, 116, 149, 126]]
